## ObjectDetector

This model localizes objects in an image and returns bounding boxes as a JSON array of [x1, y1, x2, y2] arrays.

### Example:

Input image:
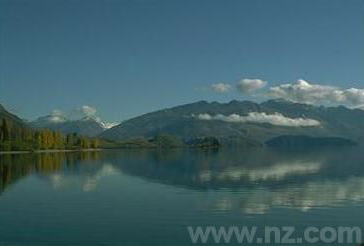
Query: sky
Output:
[[1, 0, 363, 124]]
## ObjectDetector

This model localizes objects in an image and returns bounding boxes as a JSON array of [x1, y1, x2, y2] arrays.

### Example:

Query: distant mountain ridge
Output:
[[0, 102, 111, 137], [30, 116, 105, 137], [2, 99, 364, 146], [100, 99, 364, 145]]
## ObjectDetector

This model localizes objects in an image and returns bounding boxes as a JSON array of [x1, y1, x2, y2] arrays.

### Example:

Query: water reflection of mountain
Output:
[[109, 147, 364, 189], [1, 147, 364, 213], [109, 147, 364, 213]]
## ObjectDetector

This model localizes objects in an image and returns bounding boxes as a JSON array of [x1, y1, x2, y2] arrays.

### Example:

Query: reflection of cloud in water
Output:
[[48, 164, 120, 192], [244, 204, 270, 215], [50, 174, 72, 189], [271, 177, 364, 210], [214, 177, 364, 215], [192, 158, 364, 215], [82, 164, 120, 192], [200, 161, 322, 182], [214, 198, 233, 212]]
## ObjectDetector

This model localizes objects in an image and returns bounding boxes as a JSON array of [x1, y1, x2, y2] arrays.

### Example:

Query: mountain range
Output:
[[2, 99, 364, 146], [100, 99, 364, 145]]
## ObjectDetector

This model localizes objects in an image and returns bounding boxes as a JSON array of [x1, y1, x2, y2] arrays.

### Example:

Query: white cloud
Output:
[[195, 112, 320, 127], [78, 105, 97, 117], [342, 88, 364, 106], [211, 83, 232, 93], [49, 109, 67, 123], [268, 79, 364, 107], [237, 79, 267, 93]]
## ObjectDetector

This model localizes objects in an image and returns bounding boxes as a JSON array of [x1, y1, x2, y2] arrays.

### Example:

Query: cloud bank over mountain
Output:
[[209, 78, 364, 110], [78, 105, 97, 118], [41, 105, 118, 129], [48, 109, 68, 123], [268, 79, 364, 108], [195, 112, 321, 127], [76, 105, 118, 129]]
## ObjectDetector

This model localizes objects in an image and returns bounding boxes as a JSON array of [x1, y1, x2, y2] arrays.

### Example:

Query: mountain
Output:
[[100, 99, 364, 145], [30, 116, 104, 137], [0, 103, 25, 127]]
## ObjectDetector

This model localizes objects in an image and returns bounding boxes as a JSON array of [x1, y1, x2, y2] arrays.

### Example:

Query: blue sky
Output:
[[1, 0, 363, 123]]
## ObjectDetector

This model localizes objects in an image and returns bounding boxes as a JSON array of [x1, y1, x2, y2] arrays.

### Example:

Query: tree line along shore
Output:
[[0, 119, 100, 152]]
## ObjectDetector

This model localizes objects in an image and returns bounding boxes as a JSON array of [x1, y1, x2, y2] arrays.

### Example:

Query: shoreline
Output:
[[0, 146, 222, 155], [0, 148, 103, 155]]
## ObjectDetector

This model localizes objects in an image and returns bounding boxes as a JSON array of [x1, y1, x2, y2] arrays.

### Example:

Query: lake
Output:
[[0, 147, 363, 245]]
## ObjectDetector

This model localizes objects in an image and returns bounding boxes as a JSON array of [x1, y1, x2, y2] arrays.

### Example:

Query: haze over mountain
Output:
[[29, 106, 118, 137], [100, 99, 364, 145], [30, 116, 105, 137]]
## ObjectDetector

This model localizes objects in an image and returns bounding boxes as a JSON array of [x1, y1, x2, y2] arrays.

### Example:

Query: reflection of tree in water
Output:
[[0, 154, 34, 195], [0, 151, 101, 195]]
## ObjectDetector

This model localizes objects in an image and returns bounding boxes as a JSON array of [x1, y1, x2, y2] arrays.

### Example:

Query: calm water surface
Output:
[[0, 147, 363, 245]]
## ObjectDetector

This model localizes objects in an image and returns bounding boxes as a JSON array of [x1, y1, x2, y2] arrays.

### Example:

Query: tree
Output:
[[66, 134, 75, 149], [1, 119, 11, 142], [77, 137, 91, 149], [12, 127, 22, 141], [22, 127, 32, 141], [0, 120, 101, 151], [36, 132, 42, 149], [82, 138, 90, 149], [52, 131, 63, 149], [91, 138, 99, 149]]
